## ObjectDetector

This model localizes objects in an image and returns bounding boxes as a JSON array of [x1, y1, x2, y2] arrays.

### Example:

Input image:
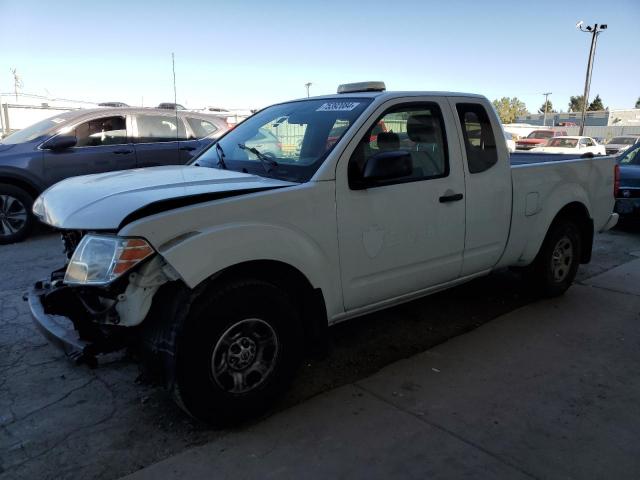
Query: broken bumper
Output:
[[25, 280, 127, 367], [26, 285, 96, 366]]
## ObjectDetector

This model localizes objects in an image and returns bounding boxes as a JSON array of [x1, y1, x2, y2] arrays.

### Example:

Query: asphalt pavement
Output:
[[127, 259, 640, 480]]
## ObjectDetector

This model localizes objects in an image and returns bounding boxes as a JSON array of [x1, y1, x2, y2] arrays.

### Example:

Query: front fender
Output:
[[159, 222, 330, 286], [117, 181, 343, 317]]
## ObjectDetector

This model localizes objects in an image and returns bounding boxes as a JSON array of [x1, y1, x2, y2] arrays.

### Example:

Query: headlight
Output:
[[64, 235, 155, 285], [32, 195, 45, 220]]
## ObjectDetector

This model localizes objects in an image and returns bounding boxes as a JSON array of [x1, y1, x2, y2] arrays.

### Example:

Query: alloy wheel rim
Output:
[[211, 318, 279, 394], [0, 195, 28, 236], [551, 235, 573, 282]]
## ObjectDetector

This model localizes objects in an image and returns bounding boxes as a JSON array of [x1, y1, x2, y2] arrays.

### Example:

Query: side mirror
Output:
[[43, 135, 77, 150], [360, 151, 412, 187]]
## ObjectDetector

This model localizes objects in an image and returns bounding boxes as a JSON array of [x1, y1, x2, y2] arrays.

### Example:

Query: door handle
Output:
[[113, 149, 133, 155], [180, 146, 197, 151], [439, 193, 463, 203]]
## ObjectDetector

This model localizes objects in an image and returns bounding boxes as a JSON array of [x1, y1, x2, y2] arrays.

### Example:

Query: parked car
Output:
[[614, 142, 640, 219], [0, 108, 228, 243], [515, 129, 566, 150], [604, 136, 640, 156], [27, 82, 618, 424], [157, 102, 186, 110], [504, 131, 516, 152], [529, 136, 606, 155], [98, 102, 129, 108], [243, 127, 283, 157]]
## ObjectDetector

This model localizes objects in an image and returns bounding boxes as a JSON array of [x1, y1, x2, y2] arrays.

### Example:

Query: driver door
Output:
[[335, 99, 466, 311]]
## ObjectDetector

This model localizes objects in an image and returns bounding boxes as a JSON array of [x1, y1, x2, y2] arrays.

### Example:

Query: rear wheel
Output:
[[171, 279, 302, 425], [527, 220, 582, 297], [0, 184, 34, 244]]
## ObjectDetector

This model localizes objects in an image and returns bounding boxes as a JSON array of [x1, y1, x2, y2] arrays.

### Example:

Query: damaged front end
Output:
[[25, 230, 176, 367]]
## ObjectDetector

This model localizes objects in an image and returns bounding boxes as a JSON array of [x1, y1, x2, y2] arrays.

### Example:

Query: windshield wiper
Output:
[[238, 143, 278, 174], [215, 142, 227, 169]]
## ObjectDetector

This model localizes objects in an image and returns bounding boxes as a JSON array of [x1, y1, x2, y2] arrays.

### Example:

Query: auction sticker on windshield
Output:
[[316, 102, 360, 112]]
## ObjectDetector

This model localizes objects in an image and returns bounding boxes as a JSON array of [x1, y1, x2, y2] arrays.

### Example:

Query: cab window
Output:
[[456, 103, 498, 173], [348, 103, 449, 188]]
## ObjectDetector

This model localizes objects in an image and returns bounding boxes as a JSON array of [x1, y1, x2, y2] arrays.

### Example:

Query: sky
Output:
[[0, 0, 639, 112]]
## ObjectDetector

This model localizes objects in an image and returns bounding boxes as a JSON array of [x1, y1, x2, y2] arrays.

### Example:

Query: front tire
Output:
[[528, 220, 582, 297], [172, 279, 302, 425], [0, 184, 34, 245]]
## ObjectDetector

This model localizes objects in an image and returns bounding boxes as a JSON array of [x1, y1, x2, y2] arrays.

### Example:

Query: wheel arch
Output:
[[140, 259, 329, 377], [547, 201, 594, 263], [0, 174, 42, 200], [206, 259, 328, 355]]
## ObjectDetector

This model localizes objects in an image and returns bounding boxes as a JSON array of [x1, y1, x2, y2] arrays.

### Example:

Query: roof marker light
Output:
[[337, 81, 386, 94]]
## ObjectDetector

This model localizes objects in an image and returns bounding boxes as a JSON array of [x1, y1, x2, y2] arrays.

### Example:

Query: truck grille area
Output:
[[61, 230, 85, 259]]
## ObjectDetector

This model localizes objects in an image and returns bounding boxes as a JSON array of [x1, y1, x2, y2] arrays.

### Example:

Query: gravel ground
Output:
[[1, 225, 638, 480]]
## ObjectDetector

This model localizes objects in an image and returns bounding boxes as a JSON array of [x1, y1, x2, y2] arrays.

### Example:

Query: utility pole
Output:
[[10, 68, 22, 102], [576, 22, 607, 135], [542, 92, 552, 126], [305, 82, 312, 98]]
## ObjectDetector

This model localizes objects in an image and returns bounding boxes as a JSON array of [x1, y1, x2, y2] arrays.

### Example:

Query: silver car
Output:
[[605, 136, 640, 155]]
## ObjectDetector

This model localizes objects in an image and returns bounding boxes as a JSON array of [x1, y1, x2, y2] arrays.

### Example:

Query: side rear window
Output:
[[456, 103, 498, 174], [186, 117, 219, 139], [135, 115, 187, 143]]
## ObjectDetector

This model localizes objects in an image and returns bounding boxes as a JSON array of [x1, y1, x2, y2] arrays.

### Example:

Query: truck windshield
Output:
[[194, 98, 372, 182]]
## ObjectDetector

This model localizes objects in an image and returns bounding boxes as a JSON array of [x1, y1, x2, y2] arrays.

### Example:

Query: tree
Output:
[[538, 100, 556, 114], [492, 97, 528, 124], [635, 97, 640, 109], [568, 95, 585, 112], [588, 94, 605, 111]]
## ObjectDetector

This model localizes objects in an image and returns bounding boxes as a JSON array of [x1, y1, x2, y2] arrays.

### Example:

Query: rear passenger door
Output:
[[449, 100, 512, 275], [336, 99, 466, 310], [43, 114, 135, 186], [132, 113, 187, 167]]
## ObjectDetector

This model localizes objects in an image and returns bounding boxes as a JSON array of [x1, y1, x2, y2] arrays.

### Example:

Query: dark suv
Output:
[[0, 108, 227, 243]]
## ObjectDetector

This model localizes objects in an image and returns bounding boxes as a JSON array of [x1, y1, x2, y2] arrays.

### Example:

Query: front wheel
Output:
[[527, 220, 582, 297], [172, 279, 302, 425], [0, 184, 34, 245]]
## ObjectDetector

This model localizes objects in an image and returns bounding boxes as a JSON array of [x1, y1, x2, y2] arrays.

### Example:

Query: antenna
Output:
[[172, 53, 179, 141]]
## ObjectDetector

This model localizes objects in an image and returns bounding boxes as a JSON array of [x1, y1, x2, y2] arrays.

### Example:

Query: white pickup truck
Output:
[[27, 82, 619, 424]]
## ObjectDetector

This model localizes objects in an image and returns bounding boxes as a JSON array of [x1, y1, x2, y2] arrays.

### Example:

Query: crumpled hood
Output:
[[33, 165, 297, 229]]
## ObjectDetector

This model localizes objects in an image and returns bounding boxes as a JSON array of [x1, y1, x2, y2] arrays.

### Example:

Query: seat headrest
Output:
[[377, 131, 400, 151], [407, 115, 438, 143]]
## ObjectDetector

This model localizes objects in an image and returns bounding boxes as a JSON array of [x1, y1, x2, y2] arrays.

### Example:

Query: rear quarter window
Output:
[[455, 103, 498, 174]]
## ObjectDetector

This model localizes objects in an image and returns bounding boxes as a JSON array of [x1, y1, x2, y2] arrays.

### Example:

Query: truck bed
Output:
[[499, 152, 617, 269]]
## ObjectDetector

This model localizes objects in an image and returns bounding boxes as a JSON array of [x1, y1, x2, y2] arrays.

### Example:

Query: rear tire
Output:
[[171, 279, 302, 425], [0, 184, 34, 244], [527, 219, 582, 297]]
